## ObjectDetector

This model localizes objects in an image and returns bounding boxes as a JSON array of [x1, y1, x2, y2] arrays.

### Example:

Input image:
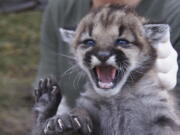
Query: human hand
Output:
[[154, 31, 178, 90]]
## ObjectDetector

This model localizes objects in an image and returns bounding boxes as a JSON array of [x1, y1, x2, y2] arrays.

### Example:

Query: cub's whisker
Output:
[[61, 65, 78, 78], [58, 53, 75, 61]]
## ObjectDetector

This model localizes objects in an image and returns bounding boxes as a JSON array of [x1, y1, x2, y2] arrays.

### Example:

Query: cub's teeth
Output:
[[98, 82, 113, 89]]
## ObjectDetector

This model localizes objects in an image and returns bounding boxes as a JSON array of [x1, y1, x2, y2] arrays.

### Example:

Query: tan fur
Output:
[[72, 5, 157, 96]]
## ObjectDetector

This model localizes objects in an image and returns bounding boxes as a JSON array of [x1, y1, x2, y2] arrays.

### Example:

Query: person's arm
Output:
[[35, 2, 60, 87]]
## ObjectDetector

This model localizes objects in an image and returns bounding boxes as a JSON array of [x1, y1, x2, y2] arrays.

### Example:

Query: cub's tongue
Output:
[[96, 66, 116, 83]]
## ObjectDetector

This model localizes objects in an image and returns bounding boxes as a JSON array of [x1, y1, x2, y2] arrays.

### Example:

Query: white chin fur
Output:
[[94, 85, 122, 97]]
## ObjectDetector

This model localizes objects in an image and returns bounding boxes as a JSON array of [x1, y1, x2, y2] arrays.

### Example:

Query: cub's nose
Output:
[[97, 51, 111, 62]]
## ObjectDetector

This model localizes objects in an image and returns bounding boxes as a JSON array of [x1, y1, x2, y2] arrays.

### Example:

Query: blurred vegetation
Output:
[[0, 11, 42, 135]]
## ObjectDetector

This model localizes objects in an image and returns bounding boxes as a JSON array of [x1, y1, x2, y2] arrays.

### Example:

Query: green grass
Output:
[[0, 11, 42, 135]]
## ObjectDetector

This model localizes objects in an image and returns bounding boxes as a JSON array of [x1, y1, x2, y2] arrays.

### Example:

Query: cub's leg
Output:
[[32, 78, 93, 135], [32, 78, 62, 135]]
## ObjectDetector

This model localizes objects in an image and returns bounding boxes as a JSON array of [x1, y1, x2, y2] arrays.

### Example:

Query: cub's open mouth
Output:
[[92, 65, 118, 89]]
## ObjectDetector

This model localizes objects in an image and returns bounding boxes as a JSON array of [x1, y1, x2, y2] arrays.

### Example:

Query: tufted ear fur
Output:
[[144, 24, 170, 46], [59, 28, 76, 45]]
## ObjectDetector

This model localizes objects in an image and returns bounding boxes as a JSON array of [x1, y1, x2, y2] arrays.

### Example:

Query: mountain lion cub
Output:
[[32, 4, 180, 135]]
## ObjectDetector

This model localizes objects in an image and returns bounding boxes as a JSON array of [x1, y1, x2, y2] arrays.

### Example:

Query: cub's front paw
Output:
[[44, 109, 93, 135], [34, 78, 62, 120]]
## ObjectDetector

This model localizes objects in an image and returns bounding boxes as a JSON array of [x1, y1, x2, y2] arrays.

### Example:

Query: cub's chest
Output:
[[92, 98, 152, 135]]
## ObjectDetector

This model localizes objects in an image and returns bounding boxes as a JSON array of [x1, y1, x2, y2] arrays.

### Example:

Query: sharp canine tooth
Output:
[[112, 69, 116, 79], [96, 67, 101, 79]]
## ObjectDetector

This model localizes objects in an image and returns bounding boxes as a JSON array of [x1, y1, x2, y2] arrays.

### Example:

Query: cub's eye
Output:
[[115, 39, 130, 48], [83, 39, 96, 47]]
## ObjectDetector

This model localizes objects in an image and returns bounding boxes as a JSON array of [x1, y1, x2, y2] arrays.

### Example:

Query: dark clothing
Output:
[[0, 0, 47, 13], [37, 0, 180, 107]]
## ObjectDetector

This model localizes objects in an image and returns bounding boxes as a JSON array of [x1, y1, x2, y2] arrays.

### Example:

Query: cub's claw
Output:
[[70, 108, 93, 135], [57, 119, 64, 129]]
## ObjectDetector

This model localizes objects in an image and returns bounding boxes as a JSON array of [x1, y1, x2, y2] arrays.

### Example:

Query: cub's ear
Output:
[[59, 28, 76, 45], [144, 24, 170, 44]]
